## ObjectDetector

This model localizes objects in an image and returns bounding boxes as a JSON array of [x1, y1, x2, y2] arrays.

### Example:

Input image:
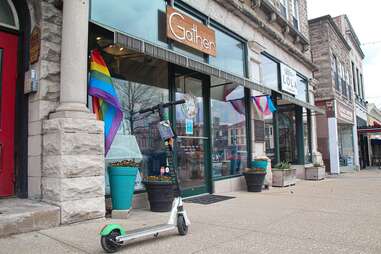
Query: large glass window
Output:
[[338, 124, 354, 167], [303, 109, 312, 163], [210, 77, 247, 177], [295, 76, 308, 102], [278, 105, 297, 163], [261, 54, 279, 91], [209, 29, 245, 77], [102, 53, 169, 191], [90, 0, 167, 46]]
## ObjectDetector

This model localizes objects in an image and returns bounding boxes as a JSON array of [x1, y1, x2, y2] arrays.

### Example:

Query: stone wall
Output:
[[309, 20, 333, 100], [26, 0, 62, 199], [42, 118, 105, 224]]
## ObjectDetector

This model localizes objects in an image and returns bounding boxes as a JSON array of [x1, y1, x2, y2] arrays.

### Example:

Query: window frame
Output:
[[291, 0, 300, 30], [0, 0, 19, 31]]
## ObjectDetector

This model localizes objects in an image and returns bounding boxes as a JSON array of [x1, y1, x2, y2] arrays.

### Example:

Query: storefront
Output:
[[89, 0, 326, 201], [316, 99, 356, 173], [89, 0, 275, 199], [261, 53, 319, 177]]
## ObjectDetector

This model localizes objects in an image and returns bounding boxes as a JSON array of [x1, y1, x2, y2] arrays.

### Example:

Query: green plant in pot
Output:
[[243, 167, 267, 192], [143, 174, 175, 212], [273, 161, 291, 170], [272, 161, 297, 187]]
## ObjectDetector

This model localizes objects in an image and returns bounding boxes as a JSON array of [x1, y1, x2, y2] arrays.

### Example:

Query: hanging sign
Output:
[[166, 6, 216, 56], [30, 26, 41, 64], [280, 63, 297, 95]]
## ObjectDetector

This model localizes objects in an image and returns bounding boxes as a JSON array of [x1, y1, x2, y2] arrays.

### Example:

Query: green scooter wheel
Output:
[[101, 229, 121, 253]]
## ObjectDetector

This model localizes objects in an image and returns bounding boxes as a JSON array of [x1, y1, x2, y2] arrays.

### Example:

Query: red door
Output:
[[0, 31, 18, 197]]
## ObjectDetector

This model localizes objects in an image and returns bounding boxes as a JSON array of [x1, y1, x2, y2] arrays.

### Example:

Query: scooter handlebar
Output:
[[138, 99, 186, 114]]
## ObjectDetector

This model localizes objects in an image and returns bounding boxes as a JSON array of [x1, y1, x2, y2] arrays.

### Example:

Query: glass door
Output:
[[172, 66, 210, 197]]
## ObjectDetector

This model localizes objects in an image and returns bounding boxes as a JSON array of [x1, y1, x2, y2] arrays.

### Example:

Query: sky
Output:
[[307, 1, 381, 108]]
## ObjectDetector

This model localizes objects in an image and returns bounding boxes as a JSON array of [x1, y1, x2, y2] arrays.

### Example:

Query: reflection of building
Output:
[[357, 104, 381, 167], [310, 15, 361, 173]]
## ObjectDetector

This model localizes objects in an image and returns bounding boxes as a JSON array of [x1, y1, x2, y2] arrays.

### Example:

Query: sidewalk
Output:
[[1, 169, 381, 254]]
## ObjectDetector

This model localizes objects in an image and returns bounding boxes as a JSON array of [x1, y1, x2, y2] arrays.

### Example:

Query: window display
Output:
[[210, 79, 247, 177]]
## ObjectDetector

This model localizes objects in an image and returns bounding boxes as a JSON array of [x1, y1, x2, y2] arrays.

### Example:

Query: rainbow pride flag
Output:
[[88, 49, 123, 154]]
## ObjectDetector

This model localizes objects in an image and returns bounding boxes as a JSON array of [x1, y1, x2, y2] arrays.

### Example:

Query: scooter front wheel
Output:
[[101, 229, 122, 253], [177, 214, 188, 236]]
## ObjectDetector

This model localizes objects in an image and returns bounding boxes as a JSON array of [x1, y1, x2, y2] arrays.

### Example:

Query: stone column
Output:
[[309, 79, 323, 165], [53, 0, 90, 117], [42, 0, 106, 224]]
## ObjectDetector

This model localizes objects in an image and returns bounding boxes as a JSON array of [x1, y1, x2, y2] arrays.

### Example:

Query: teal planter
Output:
[[108, 167, 138, 210], [251, 160, 268, 169]]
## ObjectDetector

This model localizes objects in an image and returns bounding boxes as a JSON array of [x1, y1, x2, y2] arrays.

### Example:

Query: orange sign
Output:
[[166, 6, 216, 56]]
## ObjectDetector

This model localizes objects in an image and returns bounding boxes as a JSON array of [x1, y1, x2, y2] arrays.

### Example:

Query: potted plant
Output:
[[305, 162, 326, 180], [272, 161, 297, 187], [243, 167, 267, 192], [108, 160, 140, 211], [143, 175, 175, 212]]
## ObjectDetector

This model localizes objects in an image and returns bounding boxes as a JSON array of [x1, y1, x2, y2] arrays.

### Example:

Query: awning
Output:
[[358, 127, 381, 133], [279, 92, 326, 114], [113, 32, 272, 95]]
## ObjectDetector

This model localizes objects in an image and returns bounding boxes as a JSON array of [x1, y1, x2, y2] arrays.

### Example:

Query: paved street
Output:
[[1, 169, 381, 254]]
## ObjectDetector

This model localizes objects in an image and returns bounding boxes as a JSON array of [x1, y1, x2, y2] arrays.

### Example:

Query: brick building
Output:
[[309, 15, 363, 174]]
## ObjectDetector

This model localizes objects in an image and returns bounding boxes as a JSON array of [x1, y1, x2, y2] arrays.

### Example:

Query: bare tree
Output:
[[114, 80, 157, 135]]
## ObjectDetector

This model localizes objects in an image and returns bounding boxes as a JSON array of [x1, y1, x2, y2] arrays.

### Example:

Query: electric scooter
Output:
[[100, 99, 191, 253]]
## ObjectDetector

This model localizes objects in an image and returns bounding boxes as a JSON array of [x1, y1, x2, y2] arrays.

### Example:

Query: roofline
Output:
[[340, 15, 365, 59], [308, 15, 351, 51]]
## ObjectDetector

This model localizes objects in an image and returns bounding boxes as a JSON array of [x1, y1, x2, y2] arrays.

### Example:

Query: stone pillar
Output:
[[309, 79, 323, 165], [53, 0, 90, 116], [328, 117, 340, 174], [42, 0, 106, 224]]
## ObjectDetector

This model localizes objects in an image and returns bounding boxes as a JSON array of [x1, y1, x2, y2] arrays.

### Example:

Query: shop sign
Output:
[[30, 26, 41, 64], [166, 6, 216, 56], [337, 101, 354, 123], [280, 63, 297, 95]]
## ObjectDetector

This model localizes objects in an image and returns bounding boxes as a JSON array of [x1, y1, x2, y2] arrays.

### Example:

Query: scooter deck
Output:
[[116, 224, 176, 243]]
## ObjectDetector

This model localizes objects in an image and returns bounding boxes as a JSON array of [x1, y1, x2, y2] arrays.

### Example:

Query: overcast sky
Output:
[[307, 1, 381, 108]]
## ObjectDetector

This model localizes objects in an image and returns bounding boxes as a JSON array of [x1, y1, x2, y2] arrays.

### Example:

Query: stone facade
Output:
[[26, 0, 62, 199], [22, 0, 106, 224], [309, 15, 359, 173]]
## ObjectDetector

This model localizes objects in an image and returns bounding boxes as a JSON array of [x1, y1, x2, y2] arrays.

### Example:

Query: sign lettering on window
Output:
[[166, 6, 216, 56], [280, 63, 297, 95]]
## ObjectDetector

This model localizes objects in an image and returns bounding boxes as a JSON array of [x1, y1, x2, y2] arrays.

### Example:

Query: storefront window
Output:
[[209, 29, 245, 76], [264, 114, 275, 163], [338, 124, 355, 167], [304, 109, 312, 163], [210, 78, 247, 177], [103, 54, 169, 191], [261, 54, 279, 91], [90, 0, 167, 46], [278, 105, 297, 163], [296, 76, 308, 102]]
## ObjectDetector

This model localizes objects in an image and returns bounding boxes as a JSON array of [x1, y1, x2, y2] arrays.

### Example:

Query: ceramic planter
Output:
[[305, 166, 325, 180], [143, 181, 174, 212], [243, 171, 266, 192], [272, 168, 296, 187]]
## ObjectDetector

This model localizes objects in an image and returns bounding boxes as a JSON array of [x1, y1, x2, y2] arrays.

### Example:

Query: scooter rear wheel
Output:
[[101, 229, 121, 253], [177, 214, 188, 235]]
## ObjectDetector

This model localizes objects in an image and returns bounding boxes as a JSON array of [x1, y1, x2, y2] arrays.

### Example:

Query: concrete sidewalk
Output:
[[1, 169, 381, 254]]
